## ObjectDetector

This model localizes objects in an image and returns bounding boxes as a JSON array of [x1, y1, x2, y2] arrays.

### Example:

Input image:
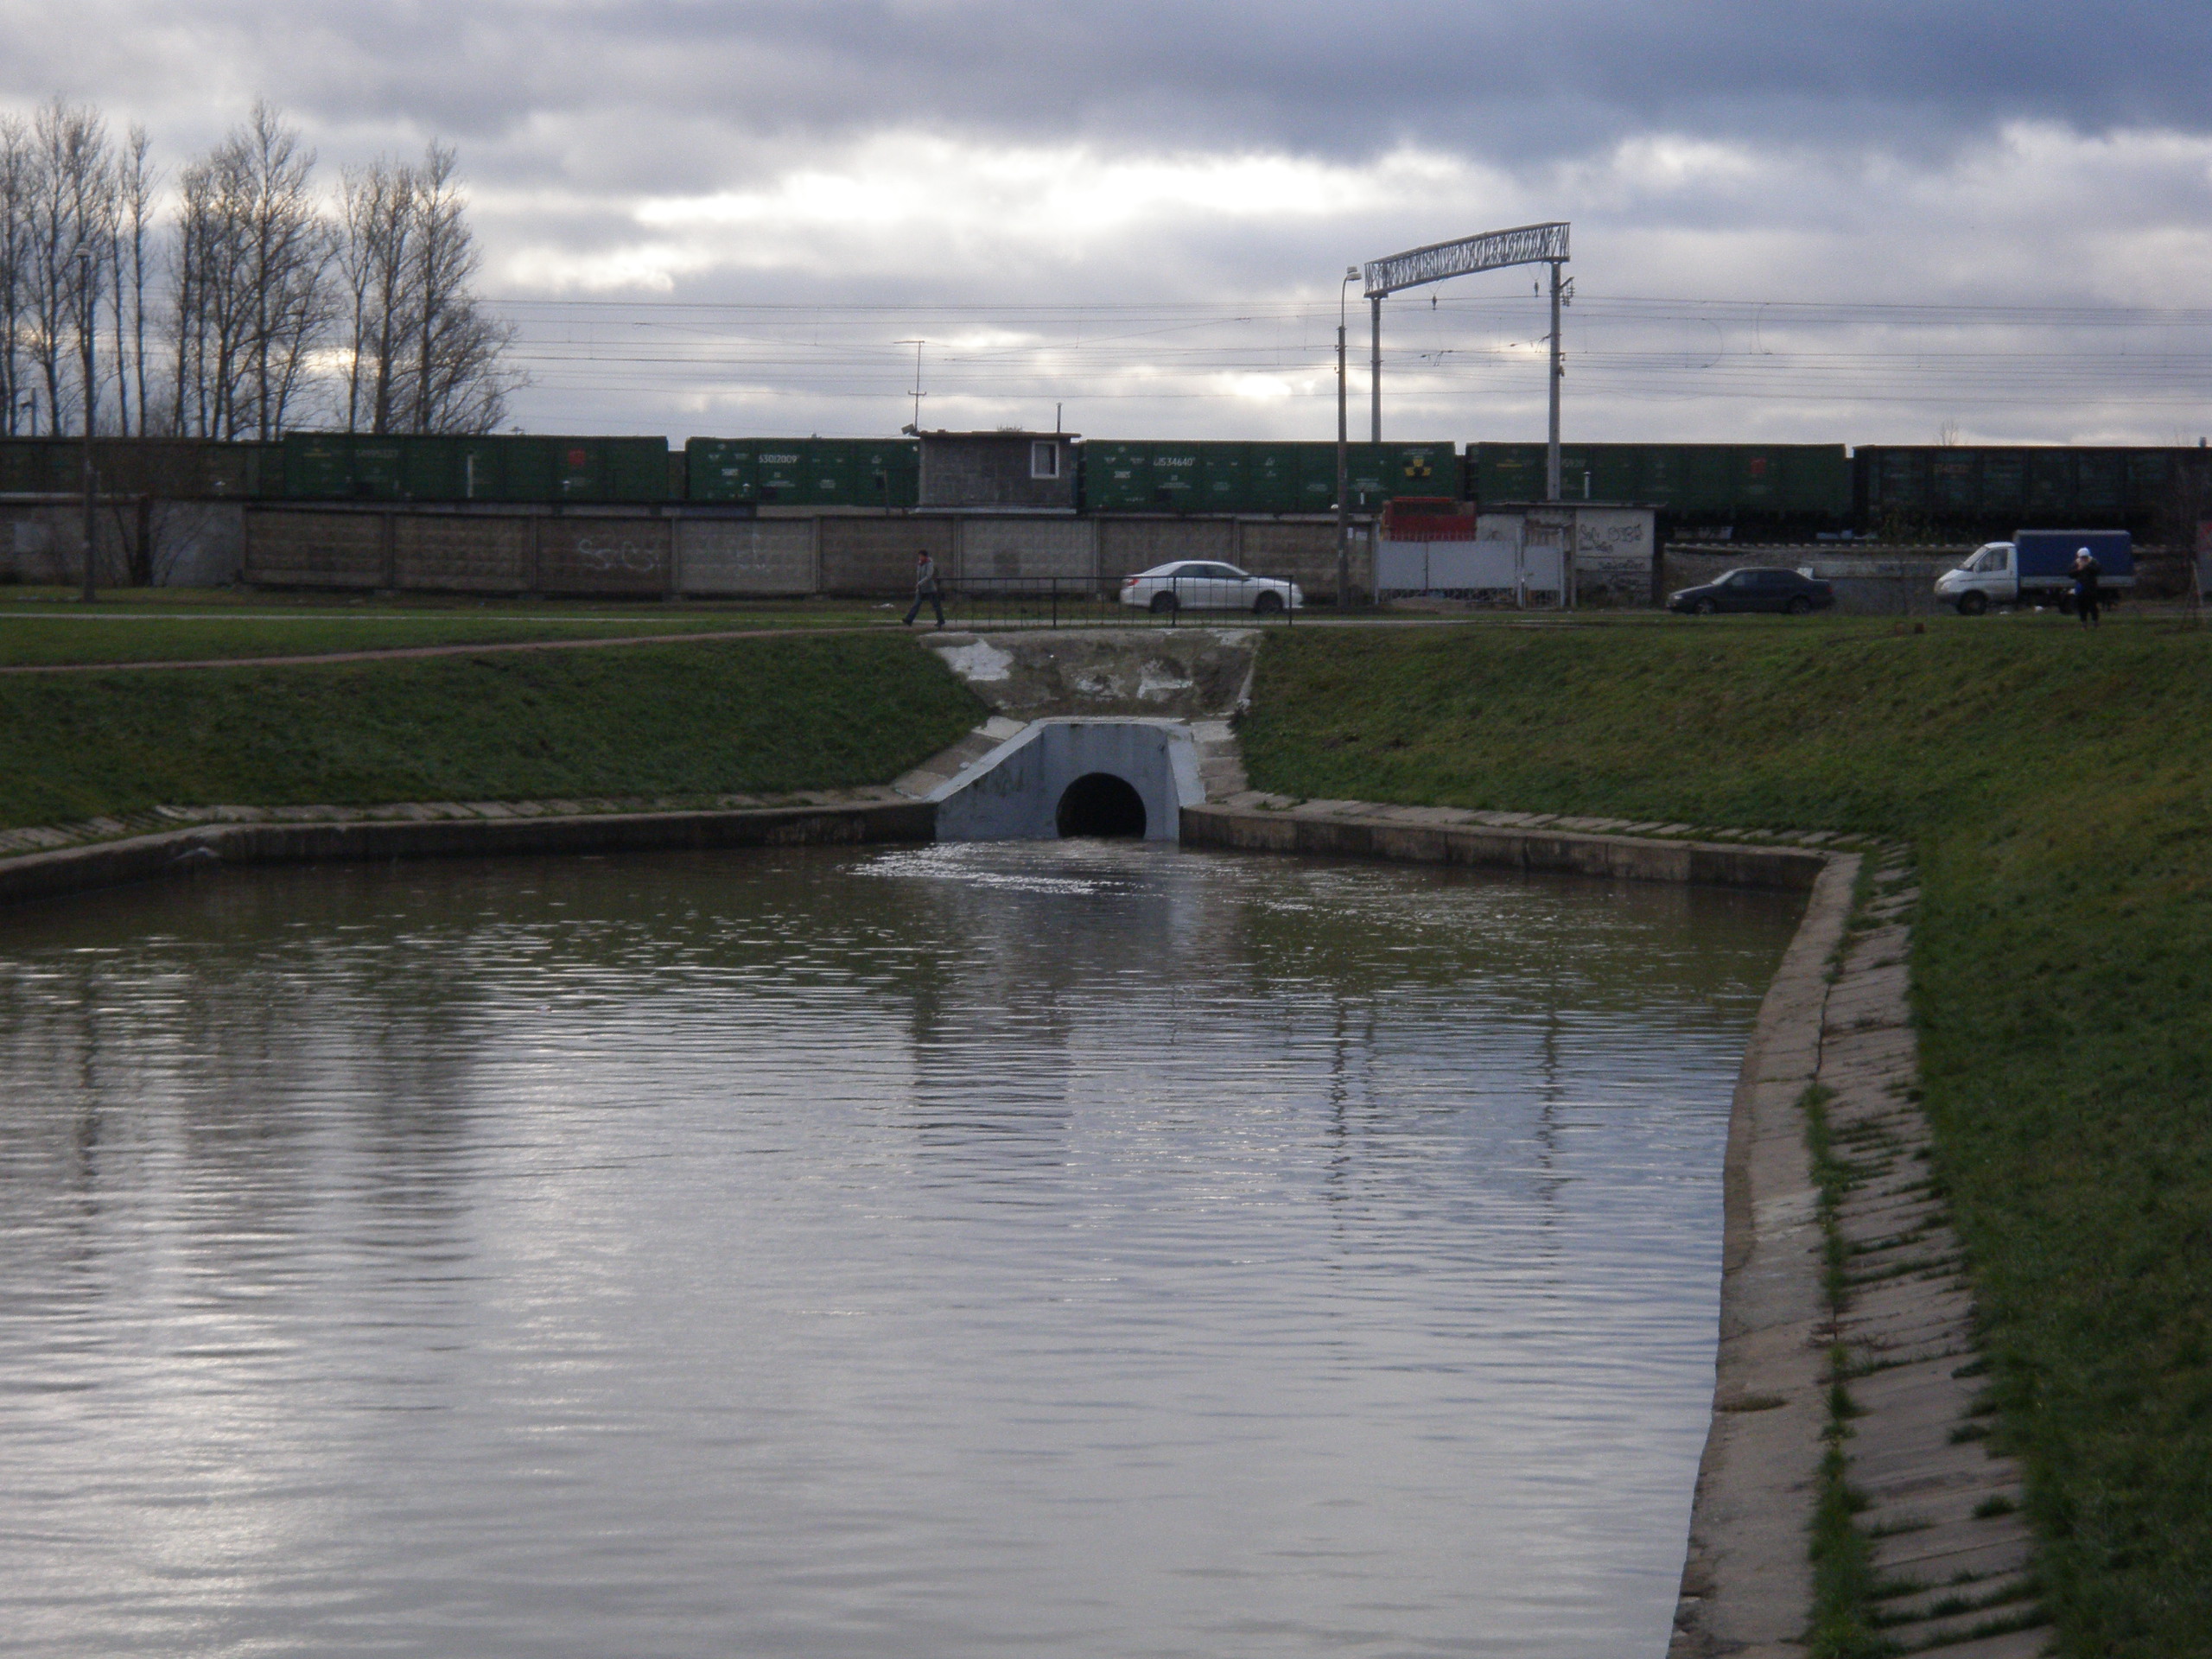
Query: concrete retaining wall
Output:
[[1180, 804, 1827, 891]]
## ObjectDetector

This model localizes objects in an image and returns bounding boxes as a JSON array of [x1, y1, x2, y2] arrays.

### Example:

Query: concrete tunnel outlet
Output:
[[929, 720, 1205, 844]]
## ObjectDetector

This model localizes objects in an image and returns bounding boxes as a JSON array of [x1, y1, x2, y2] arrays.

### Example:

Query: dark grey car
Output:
[[1668, 567, 1836, 615]]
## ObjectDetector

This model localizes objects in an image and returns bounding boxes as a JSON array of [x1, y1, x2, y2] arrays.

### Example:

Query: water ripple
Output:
[[0, 842, 1800, 1659]]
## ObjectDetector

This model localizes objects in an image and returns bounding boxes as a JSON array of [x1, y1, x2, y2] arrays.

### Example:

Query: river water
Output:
[[0, 842, 1800, 1659]]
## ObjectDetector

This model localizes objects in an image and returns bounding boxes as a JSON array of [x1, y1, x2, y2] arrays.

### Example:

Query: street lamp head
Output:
[[1344, 266, 1360, 283]]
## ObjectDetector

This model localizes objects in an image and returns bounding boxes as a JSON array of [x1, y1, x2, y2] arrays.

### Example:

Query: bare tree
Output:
[[0, 119, 29, 434], [26, 100, 115, 435], [337, 156, 416, 433], [408, 143, 521, 434], [109, 124, 153, 437], [238, 105, 333, 438], [333, 141, 520, 435], [167, 105, 334, 439], [170, 147, 242, 436]]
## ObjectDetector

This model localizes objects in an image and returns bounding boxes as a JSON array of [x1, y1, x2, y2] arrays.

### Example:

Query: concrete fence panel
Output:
[[535, 516, 671, 595], [396, 514, 531, 594], [1098, 518, 1235, 584], [245, 509, 385, 589], [1237, 519, 1364, 599], [149, 502, 245, 587], [677, 518, 816, 595], [955, 517, 1096, 583], [1, 505, 131, 585], [821, 516, 956, 596]]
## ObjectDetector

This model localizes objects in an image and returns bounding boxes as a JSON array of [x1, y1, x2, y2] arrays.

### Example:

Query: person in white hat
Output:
[[2070, 547, 2102, 628]]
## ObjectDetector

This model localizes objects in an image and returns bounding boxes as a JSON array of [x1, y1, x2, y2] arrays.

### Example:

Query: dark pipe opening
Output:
[[1056, 772, 1147, 839]]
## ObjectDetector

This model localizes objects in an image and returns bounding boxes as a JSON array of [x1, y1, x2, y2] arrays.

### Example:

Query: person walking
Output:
[[904, 549, 945, 629], [2072, 547, 2102, 628]]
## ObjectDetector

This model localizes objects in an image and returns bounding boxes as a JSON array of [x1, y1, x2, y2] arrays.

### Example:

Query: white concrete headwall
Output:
[[931, 718, 1204, 843]]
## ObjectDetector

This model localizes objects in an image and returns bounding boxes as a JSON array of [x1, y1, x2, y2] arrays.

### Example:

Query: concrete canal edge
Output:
[[1672, 851, 1857, 1658], [1179, 800, 1829, 892], [0, 800, 935, 910]]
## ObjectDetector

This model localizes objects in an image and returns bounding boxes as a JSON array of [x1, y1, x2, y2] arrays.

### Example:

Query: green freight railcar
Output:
[[808, 438, 917, 507], [0, 437, 281, 497], [1077, 440, 1206, 510], [683, 438, 917, 506], [1081, 441, 1153, 511], [1079, 442, 1203, 512], [1300, 441, 1458, 511], [1853, 445, 2207, 535], [283, 434, 674, 503], [1244, 443, 1304, 512], [1082, 438, 1454, 512], [1195, 442, 1249, 511], [1471, 442, 1850, 524]]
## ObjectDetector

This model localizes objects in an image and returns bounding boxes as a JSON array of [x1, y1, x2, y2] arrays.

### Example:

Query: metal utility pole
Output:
[[79, 252, 96, 603], [1370, 295, 1382, 442], [1361, 220, 1570, 482], [1547, 260, 1565, 502], [1337, 268, 1357, 609], [896, 339, 926, 431]]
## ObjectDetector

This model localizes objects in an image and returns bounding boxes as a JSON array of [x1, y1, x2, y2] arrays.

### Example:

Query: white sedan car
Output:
[[1119, 561, 1304, 615]]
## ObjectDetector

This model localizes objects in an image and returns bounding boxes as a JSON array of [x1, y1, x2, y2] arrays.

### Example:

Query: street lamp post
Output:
[[1336, 267, 1358, 612]]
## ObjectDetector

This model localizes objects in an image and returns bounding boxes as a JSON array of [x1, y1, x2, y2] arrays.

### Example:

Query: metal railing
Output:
[[905, 573, 1303, 630]]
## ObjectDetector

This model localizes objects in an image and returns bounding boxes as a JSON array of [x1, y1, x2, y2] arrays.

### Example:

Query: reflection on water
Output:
[[0, 842, 1799, 1658]]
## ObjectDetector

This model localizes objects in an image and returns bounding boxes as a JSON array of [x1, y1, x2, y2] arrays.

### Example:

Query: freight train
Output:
[[4, 433, 2205, 543]]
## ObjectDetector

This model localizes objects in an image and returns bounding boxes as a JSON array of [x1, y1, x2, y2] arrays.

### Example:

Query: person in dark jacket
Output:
[[904, 550, 944, 628], [2072, 548, 2102, 628]]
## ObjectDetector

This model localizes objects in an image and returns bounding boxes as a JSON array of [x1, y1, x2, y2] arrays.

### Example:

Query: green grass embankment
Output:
[[1243, 616, 2212, 1657], [0, 590, 884, 665], [0, 632, 982, 828]]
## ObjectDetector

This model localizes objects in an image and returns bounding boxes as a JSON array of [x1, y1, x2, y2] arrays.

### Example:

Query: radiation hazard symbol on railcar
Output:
[[1402, 457, 1433, 480]]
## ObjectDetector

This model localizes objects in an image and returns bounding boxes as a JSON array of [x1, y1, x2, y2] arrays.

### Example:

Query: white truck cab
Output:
[[1935, 543, 2016, 615]]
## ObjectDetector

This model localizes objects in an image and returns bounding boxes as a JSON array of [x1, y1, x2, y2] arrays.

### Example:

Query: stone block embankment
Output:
[[0, 800, 932, 911]]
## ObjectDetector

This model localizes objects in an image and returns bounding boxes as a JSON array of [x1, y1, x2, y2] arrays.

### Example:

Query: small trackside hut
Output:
[[916, 430, 1078, 512]]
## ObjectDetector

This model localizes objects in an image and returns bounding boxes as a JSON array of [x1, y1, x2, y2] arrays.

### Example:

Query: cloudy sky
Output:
[[9, 0, 2212, 446]]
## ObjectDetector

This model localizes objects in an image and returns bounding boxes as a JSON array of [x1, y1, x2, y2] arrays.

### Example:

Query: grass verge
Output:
[[1243, 614, 2212, 1656], [0, 632, 982, 828]]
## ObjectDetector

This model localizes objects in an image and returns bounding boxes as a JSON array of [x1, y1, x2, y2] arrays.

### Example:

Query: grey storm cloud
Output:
[[7, 0, 2209, 443], [16, 0, 2212, 181]]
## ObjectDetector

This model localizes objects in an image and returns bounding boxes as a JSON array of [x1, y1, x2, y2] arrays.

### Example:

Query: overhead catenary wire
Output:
[[483, 293, 2212, 423]]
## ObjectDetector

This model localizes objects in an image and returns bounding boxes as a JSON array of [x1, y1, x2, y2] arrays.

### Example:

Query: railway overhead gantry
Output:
[[1362, 222, 1572, 499]]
